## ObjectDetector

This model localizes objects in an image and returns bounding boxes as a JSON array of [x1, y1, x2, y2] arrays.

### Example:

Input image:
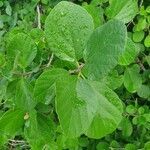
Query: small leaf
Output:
[[144, 35, 150, 47], [137, 84, 150, 99], [132, 31, 145, 42], [119, 117, 133, 137], [125, 144, 136, 150], [6, 4, 12, 16], [101, 70, 124, 90], [124, 64, 142, 93]]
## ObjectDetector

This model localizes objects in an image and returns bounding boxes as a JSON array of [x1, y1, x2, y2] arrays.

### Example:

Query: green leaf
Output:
[[15, 78, 36, 112], [96, 142, 109, 150], [134, 18, 147, 31], [84, 19, 127, 79], [0, 109, 24, 136], [45, 1, 94, 61], [119, 38, 139, 66], [124, 64, 142, 93], [7, 33, 37, 69], [77, 80, 123, 138], [144, 35, 150, 47], [137, 84, 150, 99], [146, 6, 150, 13], [132, 31, 145, 43], [119, 117, 133, 137], [83, 1, 104, 28], [25, 110, 55, 150], [125, 144, 136, 150], [144, 141, 150, 150], [101, 70, 124, 90], [6, 4, 12, 16], [0, 53, 5, 67], [105, 0, 138, 23], [34, 68, 68, 103], [0, 79, 7, 102], [56, 76, 93, 138], [126, 105, 136, 114]]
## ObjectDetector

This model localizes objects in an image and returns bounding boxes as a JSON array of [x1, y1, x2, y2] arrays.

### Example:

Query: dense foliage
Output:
[[0, 0, 150, 149]]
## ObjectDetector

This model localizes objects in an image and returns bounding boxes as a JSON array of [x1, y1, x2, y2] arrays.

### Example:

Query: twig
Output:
[[69, 63, 84, 74], [139, 0, 143, 7], [136, 58, 146, 71], [9, 139, 26, 144], [8, 139, 29, 148], [46, 53, 54, 67], [37, 5, 41, 29], [127, 20, 135, 28]]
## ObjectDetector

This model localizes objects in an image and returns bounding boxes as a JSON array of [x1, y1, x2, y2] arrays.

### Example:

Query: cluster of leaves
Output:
[[0, 0, 150, 149]]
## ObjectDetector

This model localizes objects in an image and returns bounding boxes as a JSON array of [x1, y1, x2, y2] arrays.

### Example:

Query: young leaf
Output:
[[77, 79, 123, 138], [34, 68, 68, 103], [84, 19, 127, 79], [144, 35, 150, 47], [119, 38, 139, 66], [102, 70, 124, 90], [119, 117, 133, 137], [7, 33, 37, 69], [0, 109, 24, 136], [45, 1, 94, 61], [105, 0, 138, 23], [137, 84, 150, 99], [132, 31, 145, 43], [124, 64, 142, 93]]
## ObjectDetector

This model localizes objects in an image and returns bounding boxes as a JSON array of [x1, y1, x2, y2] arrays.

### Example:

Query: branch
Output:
[[36, 5, 41, 29], [46, 53, 54, 67], [69, 63, 84, 74], [136, 58, 146, 71]]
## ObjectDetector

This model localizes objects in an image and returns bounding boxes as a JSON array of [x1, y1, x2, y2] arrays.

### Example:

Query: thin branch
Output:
[[37, 5, 41, 29], [69, 63, 84, 74], [136, 58, 146, 71], [46, 53, 54, 67], [139, 0, 143, 7], [8, 139, 27, 144]]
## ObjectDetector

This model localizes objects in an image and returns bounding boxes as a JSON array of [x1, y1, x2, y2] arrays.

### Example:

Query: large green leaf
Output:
[[7, 33, 37, 69], [55, 72, 122, 138], [77, 79, 123, 138], [105, 0, 138, 23], [119, 38, 139, 66], [56, 75, 94, 138], [0, 109, 24, 136], [45, 1, 94, 62], [124, 64, 142, 93], [15, 78, 36, 112], [34, 68, 68, 103], [84, 19, 127, 79]]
